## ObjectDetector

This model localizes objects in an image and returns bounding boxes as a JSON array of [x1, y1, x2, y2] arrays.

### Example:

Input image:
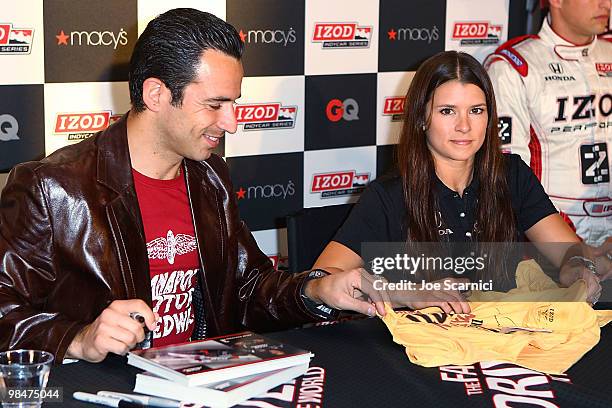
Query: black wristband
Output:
[[300, 269, 340, 320]]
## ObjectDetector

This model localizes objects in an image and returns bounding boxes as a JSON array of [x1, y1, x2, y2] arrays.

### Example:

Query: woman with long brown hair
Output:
[[312, 51, 604, 314]]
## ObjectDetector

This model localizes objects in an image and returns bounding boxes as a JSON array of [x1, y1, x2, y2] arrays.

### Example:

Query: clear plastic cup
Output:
[[0, 350, 54, 408]]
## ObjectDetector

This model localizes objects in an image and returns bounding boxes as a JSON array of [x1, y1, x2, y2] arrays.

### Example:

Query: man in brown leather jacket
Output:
[[0, 9, 384, 363]]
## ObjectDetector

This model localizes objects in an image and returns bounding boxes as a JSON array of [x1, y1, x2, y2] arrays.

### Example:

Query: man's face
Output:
[[558, 0, 611, 37], [158, 49, 243, 162]]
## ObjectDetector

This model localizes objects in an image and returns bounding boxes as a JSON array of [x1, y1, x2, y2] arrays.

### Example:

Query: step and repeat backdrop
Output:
[[1, 0, 527, 271]]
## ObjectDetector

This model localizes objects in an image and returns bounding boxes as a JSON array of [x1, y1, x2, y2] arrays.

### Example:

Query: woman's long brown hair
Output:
[[396, 51, 517, 282]]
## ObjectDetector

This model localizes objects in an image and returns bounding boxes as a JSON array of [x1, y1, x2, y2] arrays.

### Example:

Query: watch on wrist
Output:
[[567, 255, 598, 275], [300, 269, 340, 320]]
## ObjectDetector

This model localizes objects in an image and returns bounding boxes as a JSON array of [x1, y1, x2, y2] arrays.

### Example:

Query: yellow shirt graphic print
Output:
[[381, 260, 612, 374]]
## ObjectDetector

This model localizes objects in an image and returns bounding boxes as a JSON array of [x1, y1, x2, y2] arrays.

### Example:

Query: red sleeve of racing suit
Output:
[[485, 39, 536, 173]]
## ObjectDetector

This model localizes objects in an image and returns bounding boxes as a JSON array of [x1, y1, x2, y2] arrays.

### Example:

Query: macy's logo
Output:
[[239, 28, 297, 46], [56, 28, 128, 49], [236, 180, 296, 200]]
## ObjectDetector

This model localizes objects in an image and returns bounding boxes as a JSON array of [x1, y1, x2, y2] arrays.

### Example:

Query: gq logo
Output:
[[326, 98, 359, 122], [0, 114, 19, 141]]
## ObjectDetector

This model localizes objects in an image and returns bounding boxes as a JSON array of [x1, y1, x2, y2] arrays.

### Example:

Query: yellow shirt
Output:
[[381, 260, 612, 374]]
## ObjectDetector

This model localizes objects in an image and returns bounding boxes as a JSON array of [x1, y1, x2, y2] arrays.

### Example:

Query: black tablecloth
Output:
[[48, 317, 612, 407]]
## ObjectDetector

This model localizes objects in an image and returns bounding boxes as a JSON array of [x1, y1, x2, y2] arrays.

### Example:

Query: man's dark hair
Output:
[[129, 8, 243, 112]]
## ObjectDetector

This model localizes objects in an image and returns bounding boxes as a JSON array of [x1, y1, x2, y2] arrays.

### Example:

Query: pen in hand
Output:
[[129, 312, 153, 350]]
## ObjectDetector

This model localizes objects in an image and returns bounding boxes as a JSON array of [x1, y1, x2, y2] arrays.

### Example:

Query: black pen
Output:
[[129, 311, 152, 349]]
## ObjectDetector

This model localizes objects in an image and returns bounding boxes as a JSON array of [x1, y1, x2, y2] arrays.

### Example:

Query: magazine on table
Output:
[[127, 331, 313, 386]]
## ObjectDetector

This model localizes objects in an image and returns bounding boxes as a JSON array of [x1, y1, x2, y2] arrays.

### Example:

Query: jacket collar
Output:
[[540, 15, 597, 61], [182, 158, 226, 333], [96, 112, 135, 194], [94, 112, 150, 301]]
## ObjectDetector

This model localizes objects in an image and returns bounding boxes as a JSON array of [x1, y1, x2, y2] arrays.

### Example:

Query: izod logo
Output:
[[383, 96, 406, 121], [0, 23, 34, 54], [596, 63, 612, 77], [311, 171, 369, 198], [235, 102, 297, 131], [453, 22, 489, 38], [312, 22, 372, 49], [451, 22, 502, 46], [54, 111, 121, 141]]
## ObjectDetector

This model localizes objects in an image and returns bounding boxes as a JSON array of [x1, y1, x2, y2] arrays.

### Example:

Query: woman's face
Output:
[[425, 80, 488, 166]]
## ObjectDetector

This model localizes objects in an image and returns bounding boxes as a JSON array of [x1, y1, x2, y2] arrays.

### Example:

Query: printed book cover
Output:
[[128, 331, 312, 386]]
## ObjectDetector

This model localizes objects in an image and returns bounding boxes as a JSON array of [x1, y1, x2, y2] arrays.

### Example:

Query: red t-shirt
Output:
[[133, 169, 198, 347]]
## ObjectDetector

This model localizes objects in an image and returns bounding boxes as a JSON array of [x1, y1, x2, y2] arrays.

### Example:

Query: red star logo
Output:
[[239, 30, 247, 43], [387, 29, 397, 41], [56, 30, 69, 45], [236, 187, 246, 200]]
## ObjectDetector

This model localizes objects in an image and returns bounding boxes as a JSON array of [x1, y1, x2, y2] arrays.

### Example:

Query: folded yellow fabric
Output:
[[380, 259, 612, 374]]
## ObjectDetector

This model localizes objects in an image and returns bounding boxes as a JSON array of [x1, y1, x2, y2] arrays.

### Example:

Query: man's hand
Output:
[[389, 277, 471, 314], [66, 299, 156, 362], [303, 268, 387, 317]]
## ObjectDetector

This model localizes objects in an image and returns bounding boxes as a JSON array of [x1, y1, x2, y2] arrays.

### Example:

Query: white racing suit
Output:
[[484, 18, 612, 245]]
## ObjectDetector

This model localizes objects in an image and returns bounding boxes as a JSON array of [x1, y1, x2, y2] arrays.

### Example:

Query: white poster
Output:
[[43, 82, 130, 155], [225, 76, 305, 157], [0, 0, 44, 85], [305, 0, 379, 75], [376, 71, 415, 146], [445, 0, 510, 62], [304, 146, 376, 208]]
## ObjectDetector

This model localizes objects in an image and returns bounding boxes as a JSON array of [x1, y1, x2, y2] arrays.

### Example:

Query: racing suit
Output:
[[484, 17, 612, 245]]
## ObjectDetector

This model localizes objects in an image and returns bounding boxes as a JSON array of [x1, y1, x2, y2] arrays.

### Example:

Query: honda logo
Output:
[[548, 63, 563, 74]]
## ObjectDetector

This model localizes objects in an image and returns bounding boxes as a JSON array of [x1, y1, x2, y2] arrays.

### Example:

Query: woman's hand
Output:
[[592, 237, 612, 281], [559, 259, 602, 304]]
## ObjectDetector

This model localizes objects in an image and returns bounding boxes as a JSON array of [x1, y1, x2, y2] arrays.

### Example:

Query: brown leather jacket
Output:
[[0, 115, 319, 362]]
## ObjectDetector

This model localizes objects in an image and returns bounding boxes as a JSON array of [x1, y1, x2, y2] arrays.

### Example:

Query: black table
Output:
[[48, 317, 612, 407]]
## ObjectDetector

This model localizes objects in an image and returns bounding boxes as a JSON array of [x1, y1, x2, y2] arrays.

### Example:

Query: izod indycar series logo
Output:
[[235, 102, 297, 131], [312, 22, 372, 48], [54, 111, 121, 141], [383, 96, 406, 121], [586, 201, 612, 216], [596, 63, 612, 77], [311, 170, 370, 198], [0, 23, 33, 54], [452, 21, 502, 46]]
